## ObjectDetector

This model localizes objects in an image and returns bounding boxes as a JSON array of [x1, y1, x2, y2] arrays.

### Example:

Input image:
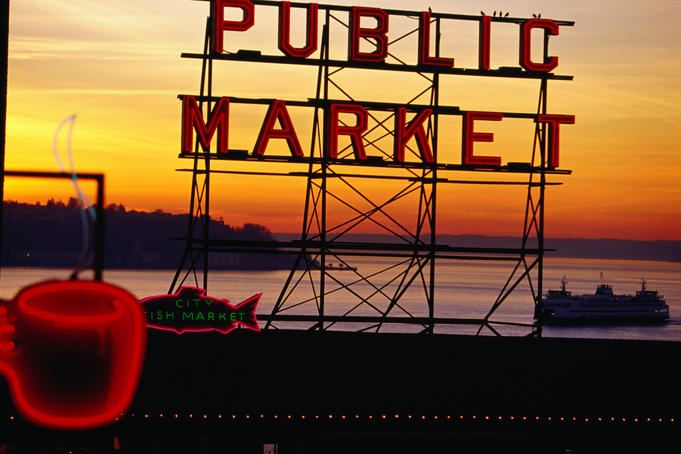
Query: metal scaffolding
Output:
[[171, 1, 573, 336]]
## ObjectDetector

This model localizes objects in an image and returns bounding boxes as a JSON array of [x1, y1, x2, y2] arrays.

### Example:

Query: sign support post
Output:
[[171, 1, 575, 337]]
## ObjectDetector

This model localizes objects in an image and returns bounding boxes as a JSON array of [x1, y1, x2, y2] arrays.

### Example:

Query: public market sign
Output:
[[181, 0, 575, 168]]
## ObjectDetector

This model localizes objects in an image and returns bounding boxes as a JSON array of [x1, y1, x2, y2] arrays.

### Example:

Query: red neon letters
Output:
[[536, 114, 576, 167], [211, 3, 562, 75], [326, 103, 369, 160], [278, 2, 319, 58], [213, 0, 255, 54], [479, 15, 492, 71], [254, 100, 304, 157], [181, 98, 574, 167], [462, 112, 504, 167], [348, 7, 389, 63], [418, 11, 454, 67], [182, 96, 231, 154], [394, 108, 434, 163], [0, 280, 146, 429], [519, 19, 560, 72], [184, 5, 574, 168]]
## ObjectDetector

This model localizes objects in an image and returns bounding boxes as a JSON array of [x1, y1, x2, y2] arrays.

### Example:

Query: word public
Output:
[[181, 1, 575, 168], [213, 0, 561, 71]]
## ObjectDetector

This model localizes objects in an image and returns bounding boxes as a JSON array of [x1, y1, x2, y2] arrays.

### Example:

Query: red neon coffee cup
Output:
[[0, 280, 146, 429]]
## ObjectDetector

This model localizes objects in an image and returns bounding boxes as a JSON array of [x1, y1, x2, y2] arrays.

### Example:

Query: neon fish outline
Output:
[[139, 287, 261, 335]]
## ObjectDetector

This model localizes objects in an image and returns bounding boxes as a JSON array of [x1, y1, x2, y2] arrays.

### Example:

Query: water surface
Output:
[[1, 257, 679, 341]]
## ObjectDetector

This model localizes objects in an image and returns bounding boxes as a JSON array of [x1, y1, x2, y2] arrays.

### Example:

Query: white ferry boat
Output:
[[541, 279, 670, 325]]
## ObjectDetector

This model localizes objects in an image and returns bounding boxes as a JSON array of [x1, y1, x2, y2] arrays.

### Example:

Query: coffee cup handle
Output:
[[0, 298, 18, 384], [0, 299, 15, 352]]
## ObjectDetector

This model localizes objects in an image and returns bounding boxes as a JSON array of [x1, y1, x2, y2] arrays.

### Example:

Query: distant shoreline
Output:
[[1, 200, 294, 271], [2, 252, 681, 274], [2, 200, 678, 269], [273, 233, 681, 264], [0, 265, 287, 272]]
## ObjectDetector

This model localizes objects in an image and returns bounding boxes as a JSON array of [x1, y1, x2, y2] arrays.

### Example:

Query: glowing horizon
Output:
[[5, 0, 681, 240]]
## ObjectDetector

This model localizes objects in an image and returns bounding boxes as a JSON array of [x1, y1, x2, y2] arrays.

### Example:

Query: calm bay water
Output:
[[1, 257, 680, 341]]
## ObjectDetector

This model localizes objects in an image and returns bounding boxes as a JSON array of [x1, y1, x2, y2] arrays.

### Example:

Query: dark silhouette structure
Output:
[[0, 0, 11, 280], [1, 200, 289, 270], [2, 331, 680, 452], [173, 1, 574, 337]]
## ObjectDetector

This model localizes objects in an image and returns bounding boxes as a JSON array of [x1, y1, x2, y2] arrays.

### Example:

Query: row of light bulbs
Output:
[[114, 413, 675, 424], [7, 414, 676, 424]]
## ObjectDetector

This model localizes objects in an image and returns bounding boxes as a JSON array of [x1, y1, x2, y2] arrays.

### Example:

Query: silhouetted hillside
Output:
[[4, 200, 679, 269], [1, 200, 293, 270]]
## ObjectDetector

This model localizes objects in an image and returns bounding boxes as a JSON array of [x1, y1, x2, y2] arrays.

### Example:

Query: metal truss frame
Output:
[[171, 1, 572, 337]]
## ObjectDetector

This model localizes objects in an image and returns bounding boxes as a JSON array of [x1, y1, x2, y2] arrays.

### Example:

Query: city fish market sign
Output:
[[140, 287, 261, 334], [181, 0, 575, 168]]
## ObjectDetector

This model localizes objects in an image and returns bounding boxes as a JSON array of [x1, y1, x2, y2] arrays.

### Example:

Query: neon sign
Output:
[[139, 287, 261, 334], [181, 1, 575, 169], [0, 280, 146, 430], [212, 1, 559, 70]]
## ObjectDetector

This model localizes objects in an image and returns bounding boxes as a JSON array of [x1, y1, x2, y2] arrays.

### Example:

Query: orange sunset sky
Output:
[[4, 0, 681, 240]]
